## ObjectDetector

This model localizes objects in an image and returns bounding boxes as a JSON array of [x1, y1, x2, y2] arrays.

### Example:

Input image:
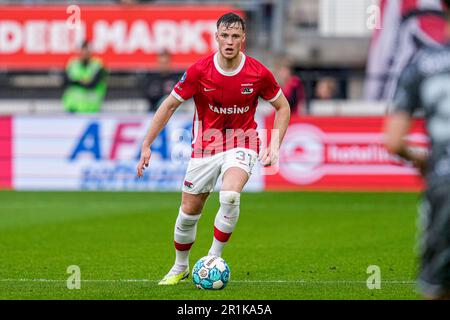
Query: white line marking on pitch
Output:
[[0, 279, 416, 284]]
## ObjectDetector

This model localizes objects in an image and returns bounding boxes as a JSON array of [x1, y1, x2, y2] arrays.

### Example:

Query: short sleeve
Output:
[[260, 66, 282, 102], [171, 63, 200, 102], [391, 63, 421, 115]]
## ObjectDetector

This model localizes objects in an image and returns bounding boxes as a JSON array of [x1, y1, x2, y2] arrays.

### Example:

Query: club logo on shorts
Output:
[[184, 180, 194, 189]]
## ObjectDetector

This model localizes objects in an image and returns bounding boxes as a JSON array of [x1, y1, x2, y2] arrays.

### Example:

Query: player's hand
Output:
[[412, 154, 427, 176], [259, 146, 279, 167], [406, 147, 428, 176], [137, 147, 151, 177]]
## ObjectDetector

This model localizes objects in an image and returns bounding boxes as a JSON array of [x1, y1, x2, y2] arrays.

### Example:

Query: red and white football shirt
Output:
[[171, 51, 281, 158]]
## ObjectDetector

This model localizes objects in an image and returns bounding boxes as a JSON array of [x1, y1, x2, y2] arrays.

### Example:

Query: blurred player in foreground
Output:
[[137, 13, 290, 285], [384, 0, 450, 300]]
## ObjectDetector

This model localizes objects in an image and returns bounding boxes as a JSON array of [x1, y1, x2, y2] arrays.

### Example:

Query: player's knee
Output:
[[181, 201, 203, 215], [220, 191, 240, 206]]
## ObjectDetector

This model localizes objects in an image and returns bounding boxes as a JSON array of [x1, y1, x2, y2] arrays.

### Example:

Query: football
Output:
[[192, 255, 230, 290]]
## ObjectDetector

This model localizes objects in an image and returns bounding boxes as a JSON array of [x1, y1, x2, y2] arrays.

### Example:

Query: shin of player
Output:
[[173, 208, 201, 270], [166, 192, 208, 283], [208, 191, 240, 257]]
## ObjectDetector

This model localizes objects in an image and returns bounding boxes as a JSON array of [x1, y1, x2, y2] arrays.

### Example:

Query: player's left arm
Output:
[[260, 93, 291, 167], [384, 62, 427, 175], [384, 111, 427, 175]]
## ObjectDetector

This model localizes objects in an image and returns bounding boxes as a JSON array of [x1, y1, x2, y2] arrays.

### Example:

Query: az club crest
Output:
[[241, 87, 253, 95], [184, 180, 194, 189]]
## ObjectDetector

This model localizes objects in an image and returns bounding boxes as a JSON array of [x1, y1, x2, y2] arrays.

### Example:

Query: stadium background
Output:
[[0, 0, 443, 300]]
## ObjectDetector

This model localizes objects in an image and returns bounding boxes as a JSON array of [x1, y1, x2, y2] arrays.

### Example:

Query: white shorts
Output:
[[182, 148, 258, 194]]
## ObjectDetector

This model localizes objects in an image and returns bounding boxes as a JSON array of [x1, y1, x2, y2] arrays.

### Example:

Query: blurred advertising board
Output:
[[2, 114, 427, 192], [11, 114, 263, 191], [265, 116, 427, 191], [0, 5, 240, 70]]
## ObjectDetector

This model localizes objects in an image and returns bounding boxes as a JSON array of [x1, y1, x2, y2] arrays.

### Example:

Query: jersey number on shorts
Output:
[[236, 150, 255, 169]]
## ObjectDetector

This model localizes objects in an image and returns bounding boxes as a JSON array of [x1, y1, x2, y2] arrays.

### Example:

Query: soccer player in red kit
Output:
[[137, 13, 291, 285]]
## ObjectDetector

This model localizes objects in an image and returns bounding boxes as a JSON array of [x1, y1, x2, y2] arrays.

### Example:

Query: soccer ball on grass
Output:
[[192, 255, 230, 290]]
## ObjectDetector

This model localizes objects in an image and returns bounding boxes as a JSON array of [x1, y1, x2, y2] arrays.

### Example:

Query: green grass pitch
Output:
[[0, 191, 422, 300]]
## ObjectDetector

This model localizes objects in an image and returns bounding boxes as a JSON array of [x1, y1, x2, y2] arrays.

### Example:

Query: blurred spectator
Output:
[[141, 50, 182, 112], [62, 40, 107, 113], [314, 77, 338, 100], [274, 58, 306, 115]]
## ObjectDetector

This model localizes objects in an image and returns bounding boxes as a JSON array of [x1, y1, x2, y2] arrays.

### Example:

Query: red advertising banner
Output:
[[0, 5, 239, 70], [265, 116, 427, 191], [0, 116, 12, 189]]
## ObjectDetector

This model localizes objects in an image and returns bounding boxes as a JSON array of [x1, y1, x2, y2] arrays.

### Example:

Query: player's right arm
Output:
[[136, 94, 182, 177], [136, 64, 200, 177]]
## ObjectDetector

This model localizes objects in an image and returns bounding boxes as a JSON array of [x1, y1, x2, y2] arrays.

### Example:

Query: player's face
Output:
[[158, 53, 171, 72], [216, 23, 245, 60], [80, 47, 91, 61]]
